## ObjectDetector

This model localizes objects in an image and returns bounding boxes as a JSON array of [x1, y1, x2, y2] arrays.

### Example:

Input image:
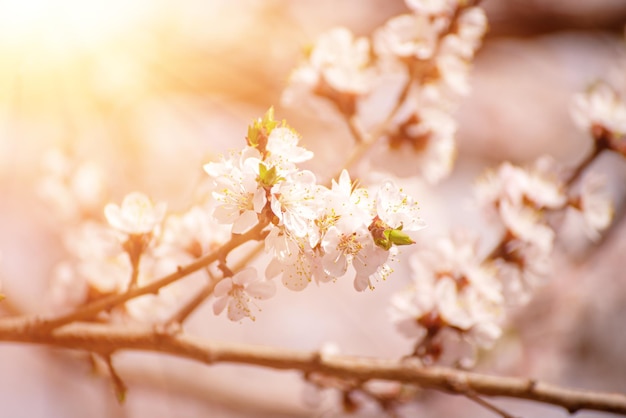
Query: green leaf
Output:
[[387, 228, 415, 246]]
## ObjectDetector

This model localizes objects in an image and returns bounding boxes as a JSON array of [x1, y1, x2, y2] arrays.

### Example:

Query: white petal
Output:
[[246, 280, 276, 299], [232, 210, 258, 234]]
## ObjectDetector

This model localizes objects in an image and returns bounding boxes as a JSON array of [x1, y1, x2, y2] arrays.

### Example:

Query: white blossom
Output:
[[213, 268, 276, 321], [571, 81, 626, 136], [265, 126, 314, 171], [104, 192, 166, 235], [475, 160, 565, 253], [283, 27, 375, 106], [368, 95, 458, 183], [390, 233, 503, 363], [577, 172, 614, 241], [321, 225, 390, 291], [491, 241, 552, 306], [376, 181, 426, 237], [373, 14, 445, 61], [157, 204, 230, 258], [404, 0, 457, 16], [38, 149, 107, 222], [270, 170, 320, 238], [204, 150, 267, 234], [65, 221, 131, 294]]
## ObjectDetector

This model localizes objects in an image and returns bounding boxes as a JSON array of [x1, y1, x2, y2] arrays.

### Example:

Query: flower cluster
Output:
[[571, 81, 626, 144], [204, 109, 425, 307], [50, 190, 231, 322], [389, 146, 615, 366], [37, 149, 108, 222], [390, 232, 503, 367], [474, 158, 567, 305], [283, 0, 488, 184]]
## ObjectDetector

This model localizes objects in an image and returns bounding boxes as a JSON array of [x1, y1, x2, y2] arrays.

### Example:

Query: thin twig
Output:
[[464, 391, 519, 418], [166, 269, 217, 326], [333, 75, 414, 183], [102, 353, 128, 404]]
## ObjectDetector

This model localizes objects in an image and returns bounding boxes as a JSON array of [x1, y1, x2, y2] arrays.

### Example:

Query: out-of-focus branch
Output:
[[0, 321, 624, 416], [30, 220, 269, 332]]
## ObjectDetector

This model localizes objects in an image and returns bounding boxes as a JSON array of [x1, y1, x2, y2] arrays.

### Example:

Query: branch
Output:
[[32, 220, 269, 331], [0, 321, 624, 416]]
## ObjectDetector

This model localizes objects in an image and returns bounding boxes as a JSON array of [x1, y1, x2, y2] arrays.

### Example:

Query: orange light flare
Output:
[[0, 0, 158, 113]]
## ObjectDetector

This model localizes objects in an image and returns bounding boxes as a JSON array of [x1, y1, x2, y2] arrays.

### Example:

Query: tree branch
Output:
[[32, 220, 269, 331], [0, 321, 623, 416]]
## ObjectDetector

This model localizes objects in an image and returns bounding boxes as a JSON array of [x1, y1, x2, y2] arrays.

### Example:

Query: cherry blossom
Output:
[[204, 149, 267, 234], [38, 149, 108, 222], [373, 14, 445, 61], [571, 81, 626, 137], [574, 172, 614, 241], [157, 204, 230, 259], [404, 0, 458, 16], [104, 192, 166, 235], [375, 181, 426, 237], [389, 233, 503, 365], [265, 126, 314, 170], [270, 170, 320, 238], [213, 267, 276, 321], [282, 27, 375, 111]]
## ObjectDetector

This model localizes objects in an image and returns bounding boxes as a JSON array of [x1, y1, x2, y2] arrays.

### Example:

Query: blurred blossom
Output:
[[491, 241, 552, 306], [37, 149, 108, 222], [404, 0, 458, 16], [390, 232, 504, 366], [104, 192, 167, 236], [373, 14, 446, 61], [368, 95, 457, 183], [575, 172, 614, 241], [157, 204, 230, 259], [282, 27, 375, 114], [60, 221, 131, 295], [571, 81, 626, 137]]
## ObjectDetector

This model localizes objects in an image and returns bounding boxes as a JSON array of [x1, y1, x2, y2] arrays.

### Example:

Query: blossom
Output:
[[368, 95, 458, 183], [375, 181, 426, 237], [404, 0, 457, 16], [104, 192, 166, 235], [373, 14, 444, 61], [270, 170, 320, 238], [265, 240, 330, 291], [62, 221, 132, 294], [499, 200, 555, 253], [157, 204, 230, 259], [282, 27, 375, 112], [571, 81, 626, 137], [576, 172, 613, 241], [389, 233, 503, 364], [265, 126, 314, 170], [204, 150, 267, 234], [213, 268, 276, 321], [321, 225, 390, 291], [38, 149, 107, 222], [475, 160, 565, 253], [491, 240, 552, 306]]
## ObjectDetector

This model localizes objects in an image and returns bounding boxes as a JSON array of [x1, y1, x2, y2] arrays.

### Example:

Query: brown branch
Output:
[[31, 220, 269, 332], [0, 321, 623, 416]]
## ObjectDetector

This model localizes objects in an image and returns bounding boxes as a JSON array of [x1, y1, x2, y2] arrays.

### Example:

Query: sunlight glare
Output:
[[0, 0, 152, 51]]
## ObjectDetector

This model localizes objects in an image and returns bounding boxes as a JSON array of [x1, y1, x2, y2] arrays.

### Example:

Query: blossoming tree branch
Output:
[[1, 0, 626, 416]]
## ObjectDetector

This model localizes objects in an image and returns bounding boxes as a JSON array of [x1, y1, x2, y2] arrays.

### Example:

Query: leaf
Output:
[[387, 228, 415, 246]]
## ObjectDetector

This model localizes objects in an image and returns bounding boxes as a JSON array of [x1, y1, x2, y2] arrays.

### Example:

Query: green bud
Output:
[[385, 227, 415, 246], [258, 163, 282, 187]]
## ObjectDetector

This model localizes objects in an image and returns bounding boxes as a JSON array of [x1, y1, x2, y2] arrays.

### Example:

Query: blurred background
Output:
[[0, 0, 626, 416]]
